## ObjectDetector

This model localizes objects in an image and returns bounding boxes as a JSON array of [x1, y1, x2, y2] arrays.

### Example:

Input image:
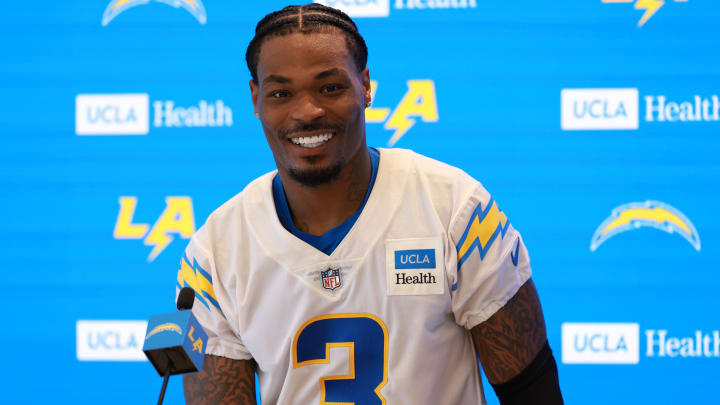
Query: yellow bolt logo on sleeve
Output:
[[177, 255, 222, 312], [456, 199, 510, 269]]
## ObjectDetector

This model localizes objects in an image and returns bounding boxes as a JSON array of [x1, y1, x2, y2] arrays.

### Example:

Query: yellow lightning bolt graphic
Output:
[[600, 206, 691, 236], [385, 113, 416, 147], [634, 0, 665, 27], [144, 197, 195, 262], [457, 201, 508, 262], [384, 80, 438, 146], [177, 256, 217, 304], [145, 228, 172, 262]]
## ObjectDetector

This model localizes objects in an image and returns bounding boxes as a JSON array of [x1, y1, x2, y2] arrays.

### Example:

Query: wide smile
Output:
[[289, 132, 335, 149]]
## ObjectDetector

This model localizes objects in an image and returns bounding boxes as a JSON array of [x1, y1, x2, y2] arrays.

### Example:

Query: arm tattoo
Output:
[[471, 279, 547, 384], [183, 355, 257, 405]]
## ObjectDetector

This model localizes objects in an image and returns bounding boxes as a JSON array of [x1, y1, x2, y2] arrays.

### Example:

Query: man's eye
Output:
[[270, 90, 289, 98], [321, 85, 343, 94]]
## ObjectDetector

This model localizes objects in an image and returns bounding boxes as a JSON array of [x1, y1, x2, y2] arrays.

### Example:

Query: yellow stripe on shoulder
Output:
[[177, 254, 221, 311], [456, 199, 510, 268]]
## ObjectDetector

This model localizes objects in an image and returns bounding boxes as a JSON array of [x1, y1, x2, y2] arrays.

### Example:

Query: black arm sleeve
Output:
[[490, 340, 564, 405]]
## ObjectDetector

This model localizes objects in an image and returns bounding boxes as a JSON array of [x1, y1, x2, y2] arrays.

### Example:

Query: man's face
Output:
[[250, 31, 371, 186]]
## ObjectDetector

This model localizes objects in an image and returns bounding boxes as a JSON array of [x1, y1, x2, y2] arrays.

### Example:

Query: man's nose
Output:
[[291, 93, 325, 123]]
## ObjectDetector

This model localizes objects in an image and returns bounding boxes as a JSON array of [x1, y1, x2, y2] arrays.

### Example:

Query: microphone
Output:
[[176, 286, 195, 311], [143, 287, 208, 405]]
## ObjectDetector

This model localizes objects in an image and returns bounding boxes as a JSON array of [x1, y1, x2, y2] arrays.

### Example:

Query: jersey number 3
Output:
[[293, 314, 389, 405]]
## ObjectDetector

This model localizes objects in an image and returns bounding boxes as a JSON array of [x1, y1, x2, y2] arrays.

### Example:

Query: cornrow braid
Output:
[[246, 3, 368, 83]]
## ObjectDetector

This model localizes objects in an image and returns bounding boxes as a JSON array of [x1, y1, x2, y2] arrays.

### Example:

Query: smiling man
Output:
[[179, 4, 563, 405]]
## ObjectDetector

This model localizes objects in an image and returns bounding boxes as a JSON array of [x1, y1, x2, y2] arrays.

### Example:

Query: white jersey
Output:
[[177, 148, 532, 405]]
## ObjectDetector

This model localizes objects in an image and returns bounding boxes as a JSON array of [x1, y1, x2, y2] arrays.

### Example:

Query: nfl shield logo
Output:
[[321, 268, 341, 290]]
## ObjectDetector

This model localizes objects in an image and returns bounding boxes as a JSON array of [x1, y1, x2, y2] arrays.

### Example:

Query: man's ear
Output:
[[249, 79, 259, 117], [361, 67, 371, 107]]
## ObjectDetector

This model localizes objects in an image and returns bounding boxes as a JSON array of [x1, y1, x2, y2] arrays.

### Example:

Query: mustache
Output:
[[278, 122, 342, 138]]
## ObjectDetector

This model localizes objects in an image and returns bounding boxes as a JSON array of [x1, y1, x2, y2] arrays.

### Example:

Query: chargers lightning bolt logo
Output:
[[590, 200, 700, 251], [177, 255, 222, 312], [102, 0, 207, 26], [602, 0, 689, 27], [145, 323, 182, 340], [452, 198, 510, 291], [456, 198, 510, 268]]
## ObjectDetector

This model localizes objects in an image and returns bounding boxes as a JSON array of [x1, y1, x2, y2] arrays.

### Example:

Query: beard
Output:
[[279, 121, 345, 187], [288, 157, 344, 187]]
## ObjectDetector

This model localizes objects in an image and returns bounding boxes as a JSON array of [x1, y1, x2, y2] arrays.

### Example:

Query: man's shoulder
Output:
[[379, 148, 488, 229], [379, 147, 478, 192]]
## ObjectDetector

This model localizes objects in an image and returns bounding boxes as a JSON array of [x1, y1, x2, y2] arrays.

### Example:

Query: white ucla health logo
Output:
[[562, 323, 639, 364], [561, 88, 639, 130]]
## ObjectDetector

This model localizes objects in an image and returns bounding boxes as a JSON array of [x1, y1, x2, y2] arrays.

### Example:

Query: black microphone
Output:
[[177, 286, 195, 311], [143, 287, 208, 405]]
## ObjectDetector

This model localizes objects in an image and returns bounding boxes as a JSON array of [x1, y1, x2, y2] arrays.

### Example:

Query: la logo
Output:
[[113, 196, 195, 261]]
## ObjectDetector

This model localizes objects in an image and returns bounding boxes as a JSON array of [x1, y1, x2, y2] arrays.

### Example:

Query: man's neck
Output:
[[279, 147, 372, 236]]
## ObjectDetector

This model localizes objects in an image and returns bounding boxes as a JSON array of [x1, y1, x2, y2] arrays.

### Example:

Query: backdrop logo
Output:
[[366, 80, 439, 146], [563, 324, 720, 363], [562, 89, 720, 130], [645, 94, 720, 123], [646, 329, 720, 358], [601, 0, 689, 27], [590, 200, 700, 252], [562, 323, 640, 364], [314, 0, 390, 17], [394, 0, 477, 11], [145, 322, 182, 340], [76, 320, 148, 361], [153, 100, 232, 128], [76, 94, 149, 135], [113, 196, 196, 261], [561, 89, 639, 130], [314, 0, 476, 18], [102, 0, 207, 26], [76, 94, 232, 135]]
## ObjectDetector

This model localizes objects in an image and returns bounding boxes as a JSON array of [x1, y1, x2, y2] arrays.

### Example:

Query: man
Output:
[[178, 3, 563, 404]]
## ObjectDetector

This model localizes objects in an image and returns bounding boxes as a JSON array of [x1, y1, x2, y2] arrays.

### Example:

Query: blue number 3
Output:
[[293, 314, 389, 405]]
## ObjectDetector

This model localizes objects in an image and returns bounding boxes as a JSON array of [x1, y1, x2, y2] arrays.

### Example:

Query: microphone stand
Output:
[[157, 357, 174, 405]]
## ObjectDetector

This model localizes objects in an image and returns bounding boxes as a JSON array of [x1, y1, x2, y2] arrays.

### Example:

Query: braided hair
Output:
[[246, 3, 369, 83]]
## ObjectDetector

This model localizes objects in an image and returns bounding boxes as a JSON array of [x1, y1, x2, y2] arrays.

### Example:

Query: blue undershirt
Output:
[[272, 147, 380, 256]]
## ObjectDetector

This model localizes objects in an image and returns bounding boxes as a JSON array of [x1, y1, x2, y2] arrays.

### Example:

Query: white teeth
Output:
[[290, 133, 334, 148]]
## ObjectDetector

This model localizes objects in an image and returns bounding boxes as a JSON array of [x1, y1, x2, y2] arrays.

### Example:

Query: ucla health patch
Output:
[[386, 238, 444, 296]]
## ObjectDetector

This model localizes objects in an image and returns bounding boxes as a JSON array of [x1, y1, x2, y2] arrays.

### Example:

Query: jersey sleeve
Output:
[[176, 235, 252, 360], [448, 184, 532, 330]]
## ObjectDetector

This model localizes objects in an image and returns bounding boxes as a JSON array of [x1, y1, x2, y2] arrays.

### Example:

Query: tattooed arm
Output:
[[184, 355, 257, 405], [471, 278, 547, 384]]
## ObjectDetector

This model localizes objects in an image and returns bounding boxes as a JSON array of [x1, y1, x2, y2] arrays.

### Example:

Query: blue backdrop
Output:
[[1, 0, 718, 403]]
